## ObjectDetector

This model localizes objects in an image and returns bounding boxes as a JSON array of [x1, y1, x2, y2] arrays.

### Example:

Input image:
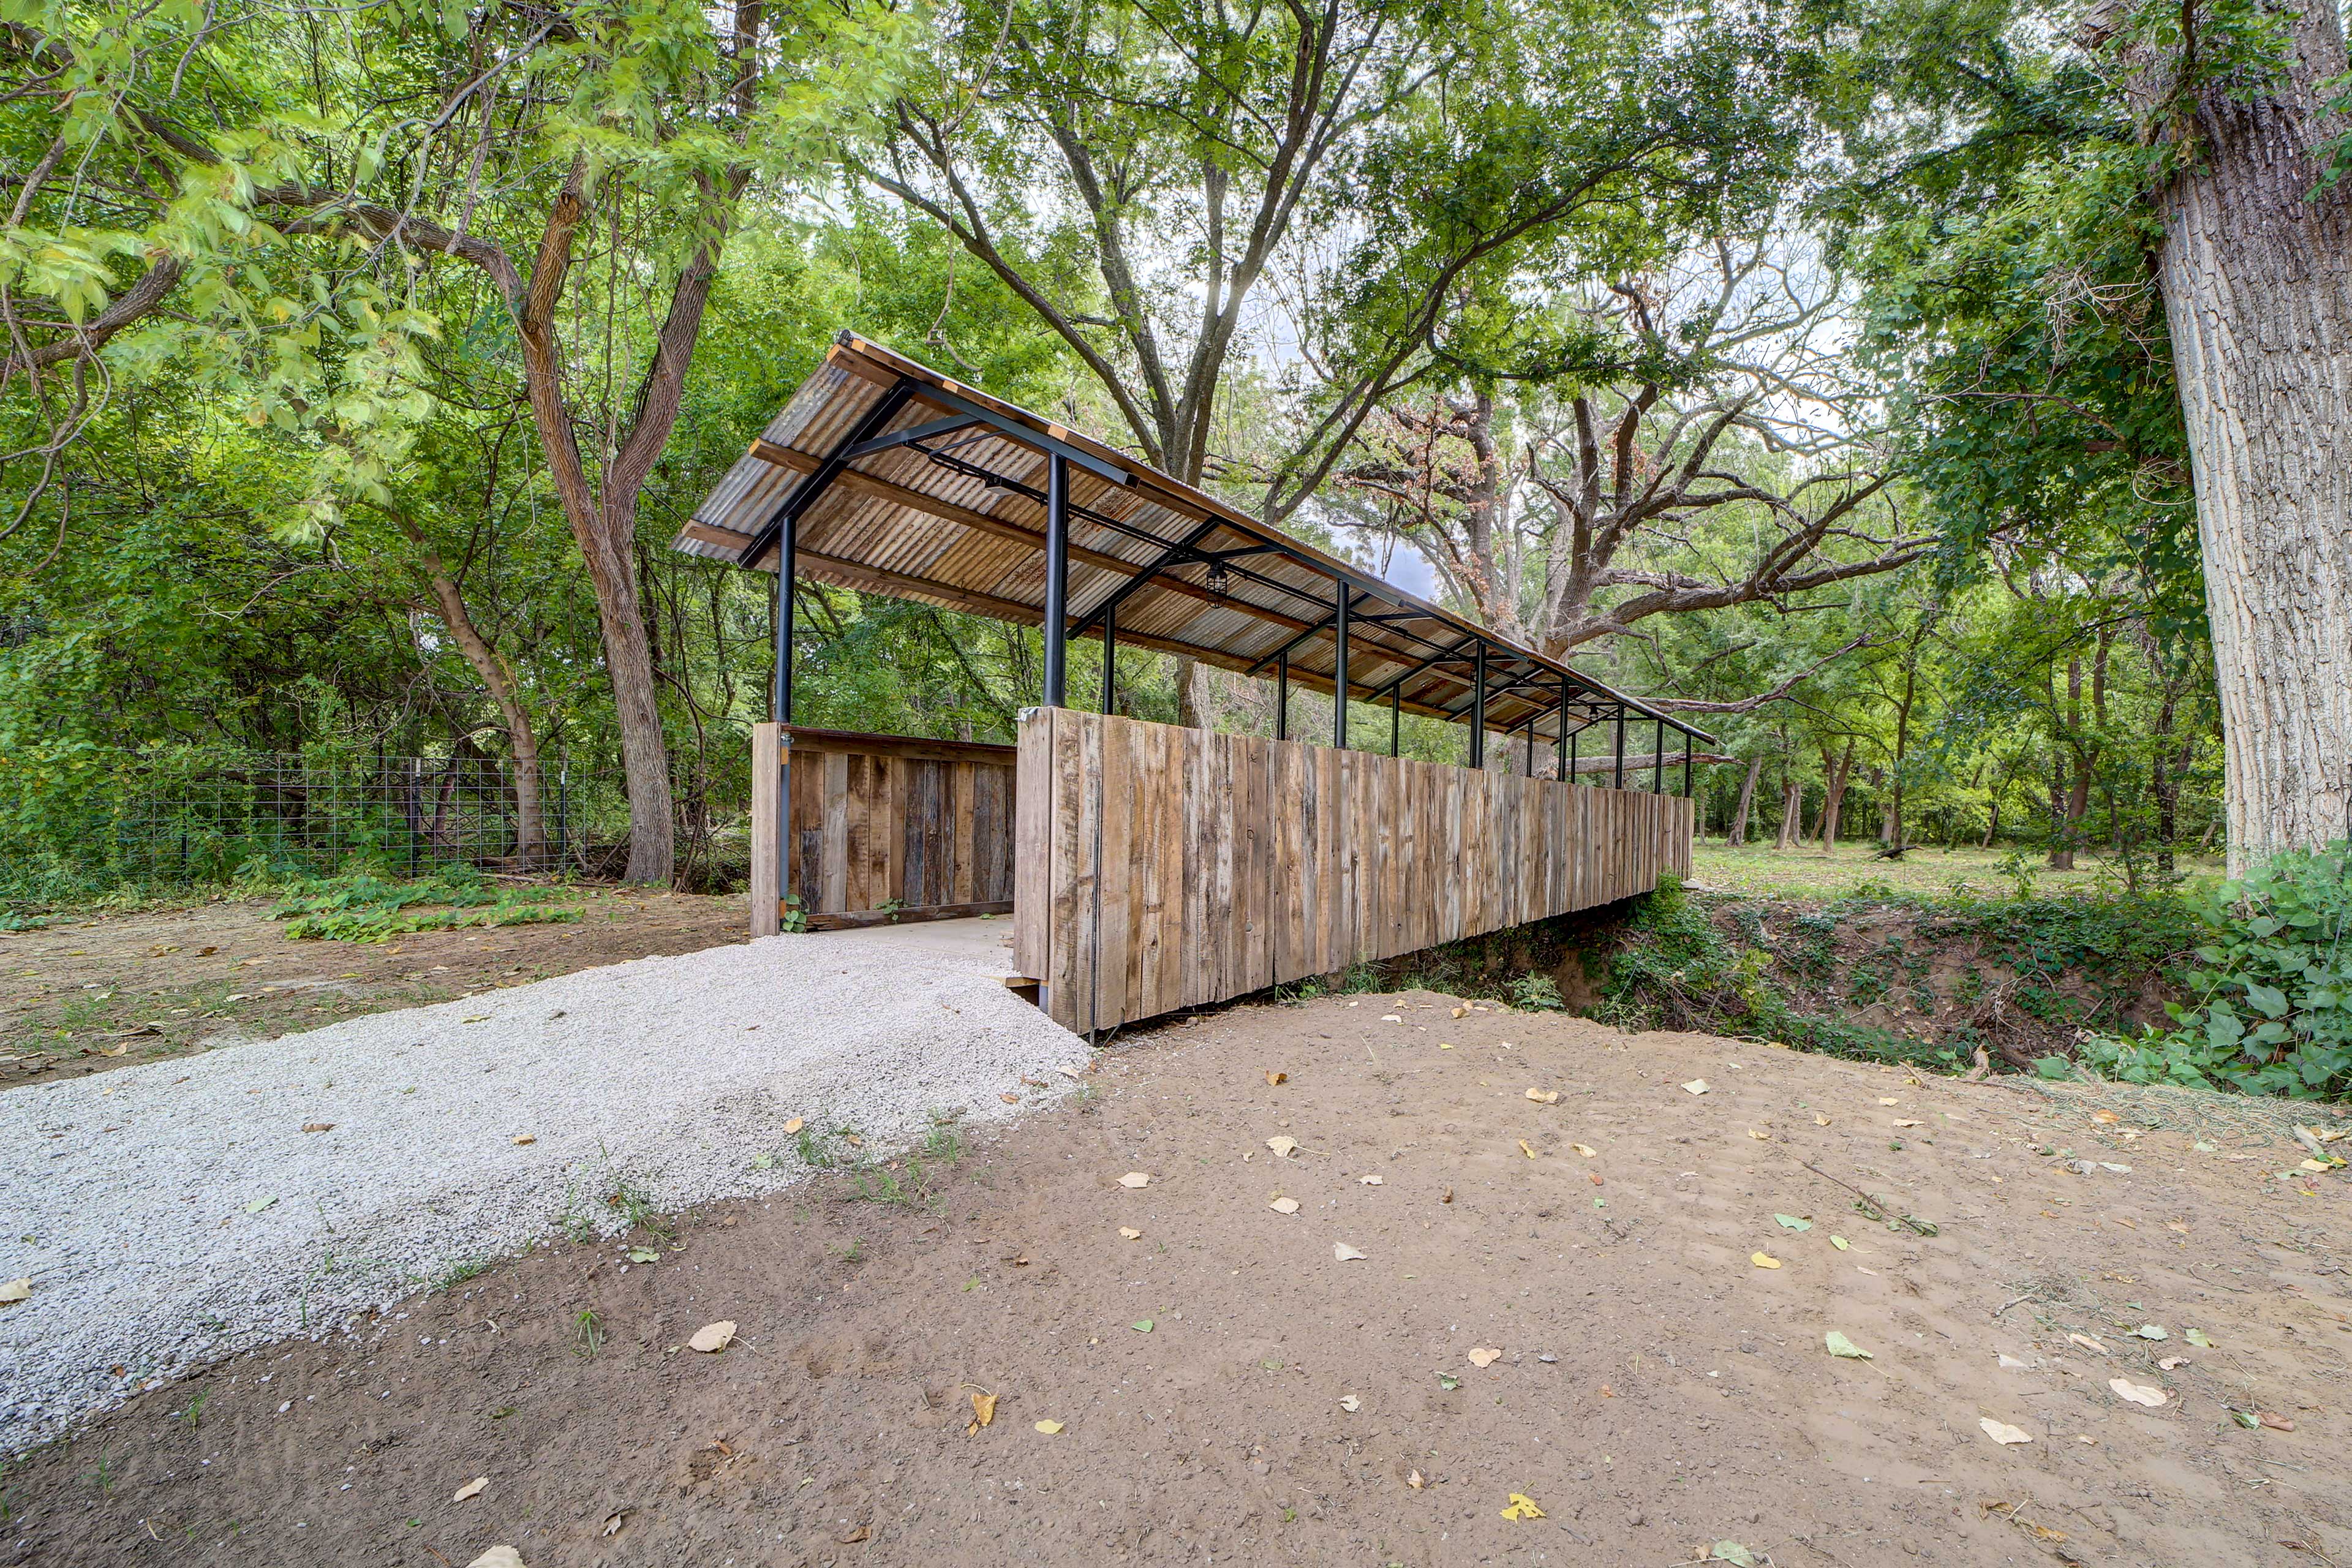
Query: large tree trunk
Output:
[[1818, 742, 1855, 854], [1726, 755, 1763, 845], [1776, 777, 1804, 849], [2089, 0, 2352, 872]]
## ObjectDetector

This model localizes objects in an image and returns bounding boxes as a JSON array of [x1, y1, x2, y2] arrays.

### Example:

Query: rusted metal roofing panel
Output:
[[673, 333, 1713, 745]]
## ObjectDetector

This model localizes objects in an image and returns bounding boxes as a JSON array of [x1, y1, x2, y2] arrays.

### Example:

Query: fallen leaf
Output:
[[968, 1390, 998, 1432], [1588, 1172, 1604, 1186], [1407, 1470, 1425, 1490], [1570, 1142, 1597, 1158], [2131, 1324, 2168, 1341], [687, 1321, 736, 1354], [1451, 1006, 1466, 1019], [1892, 1119, 1921, 1128], [1599, 1383, 1614, 1396], [1980, 1419, 2033, 1446], [454, 1476, 489, 1502], [1747, 1128, 1771, 1141], [2109, 1377, 2168, 1408], [1265, 1071, 1287, 1086], [1525, 1088, 1561, 1104], [1132, 1319, 1154, 1333], [1468, 1346, 1502, 1368], [2068, 1333, 2109, 1356], [1000, 1093, 1021, 1104], [1829, 1235, 1850, 1251], [1815, 1114, 1831, 1126], [2185, 1327, 2215, 1348], [1267, 1136, 1299, 1158], [244, 1197, 276, 1215], [1711, 1544, 1756, 1567], [1825, 1331, 1873, 1360], [2257, 1411, 2296, 1431], [301, 1123, 334, 1134], [1034, 1420, 1065, 1434], [1338, 1394, 1361, 1412], [600, 1511, 628, 1537], [835, 1525, 869, 1544], [1683, 1080, 1710, 1095], [461, 1015, 490, 1025], [511, 1134, 535, 1146], [1439, 1187, 1453, 1204], [0, 1278, 28, 1306], [467, 1549, 527, 1568], [1877, 1097, 1900, 1106], [1333, 1242, 1367, 1261], [1517, 1139, 1537, 1159], [1751, 1253, 1781, 1269], [1499, 1492, 1545, 1521], [1118, 1172, 1151, 1188], [1773, 1213, 1812, 1231], [1269, 1197, 1300, 1215], [1381, 1014, 1403, 1023], [2158, 1355, 2188, 1370], [1118, 1227, 1142, 1240], [2092, 1109, 2120, 1124], [627, 1248, 658, 1264], [1438, 1372, 1460, 1391], [782, 1117, 805, 1135], [1360, 1174, 1383, 1185]]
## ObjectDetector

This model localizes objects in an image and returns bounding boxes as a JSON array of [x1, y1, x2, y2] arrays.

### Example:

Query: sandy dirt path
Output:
[[4, 990, 2346, 1567]]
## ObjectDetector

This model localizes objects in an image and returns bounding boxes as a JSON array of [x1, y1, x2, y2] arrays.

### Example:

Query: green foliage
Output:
[[1508, 972, 1567, 1012], [268, 869, 578, 941], [2087, 845, 2352, 1096]]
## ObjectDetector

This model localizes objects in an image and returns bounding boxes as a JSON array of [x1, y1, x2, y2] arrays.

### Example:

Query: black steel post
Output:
[[1613, 709, 1625, 789], [1332, 587, 1349, 750], [771, 522, 796, 723], [1684, 732, 1694, 797], [1556, 676, 1569, 780], [1276, 649, 1289, 741], [1654, 717, 1665, 793], [1101, 601, 1117, 714], [1524, 718, 1534, 776], [1569, 726, 1578, 783], [1391, 686, 1401, 758], [1041, 454, 1070, 707], [1470, 643, 1487, 769]]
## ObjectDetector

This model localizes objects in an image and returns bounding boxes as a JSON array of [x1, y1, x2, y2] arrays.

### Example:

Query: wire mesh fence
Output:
[[6, 750, 633, 888]]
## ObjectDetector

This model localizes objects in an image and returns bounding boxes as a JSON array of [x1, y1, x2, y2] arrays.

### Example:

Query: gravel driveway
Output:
[[0, 932, 1085, 1450]]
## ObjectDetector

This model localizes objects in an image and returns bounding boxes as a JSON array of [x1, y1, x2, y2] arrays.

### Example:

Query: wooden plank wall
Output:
[[748, 725, 1018, 932], [1014, 708, 1695, 1033]]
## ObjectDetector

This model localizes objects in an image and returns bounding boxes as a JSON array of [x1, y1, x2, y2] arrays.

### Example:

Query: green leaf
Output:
[[1773, 1213, 1812, 1231], [1131, 1319, 1153, 1333], [1824, 1331, 1872, 1360]]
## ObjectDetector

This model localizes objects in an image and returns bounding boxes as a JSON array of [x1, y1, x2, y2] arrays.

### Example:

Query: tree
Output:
[[1, 0, 902, 883]]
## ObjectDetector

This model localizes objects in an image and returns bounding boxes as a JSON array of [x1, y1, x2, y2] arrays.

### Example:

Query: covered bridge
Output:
[[676, 333, 1710, 1033]]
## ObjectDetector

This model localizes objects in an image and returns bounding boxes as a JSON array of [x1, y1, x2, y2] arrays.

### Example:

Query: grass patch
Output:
[[268, 868, 578, 943]]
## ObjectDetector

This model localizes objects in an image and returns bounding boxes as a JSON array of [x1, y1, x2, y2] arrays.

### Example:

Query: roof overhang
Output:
[[673, 333, 1715, 748]]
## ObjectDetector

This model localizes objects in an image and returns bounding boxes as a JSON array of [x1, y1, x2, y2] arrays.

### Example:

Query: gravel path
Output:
[[0, 932, 1085, 1450]]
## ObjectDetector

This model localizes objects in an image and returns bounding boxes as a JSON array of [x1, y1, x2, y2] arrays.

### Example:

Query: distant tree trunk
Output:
[[1818, 742, 1855, 854], [2086, 0, 2352, 872], [1775, 778, 1804, 849], [1982, 797, 2000, 849], [2048, 758, 2074, 871], [1726, 755, 1763, 845]]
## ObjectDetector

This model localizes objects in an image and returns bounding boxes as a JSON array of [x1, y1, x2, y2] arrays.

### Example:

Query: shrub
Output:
[[2084, 842, 2352, 1096]]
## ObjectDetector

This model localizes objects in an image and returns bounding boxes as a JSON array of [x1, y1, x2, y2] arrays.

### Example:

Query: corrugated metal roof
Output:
[[673, 333, 1713, 746]]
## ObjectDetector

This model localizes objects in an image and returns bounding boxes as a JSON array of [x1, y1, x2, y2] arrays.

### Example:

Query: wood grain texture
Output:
[[1017, 711, 1697, 1032]]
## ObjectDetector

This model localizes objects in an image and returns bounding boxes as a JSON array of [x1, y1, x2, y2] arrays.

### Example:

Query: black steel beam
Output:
[[1042, 454, 1070, 707], [839, 414, 979, 459], [736, 377, 918, 567]]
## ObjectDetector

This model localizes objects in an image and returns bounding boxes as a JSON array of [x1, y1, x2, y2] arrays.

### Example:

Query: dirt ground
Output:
[[0, 890, 745, 1088], [6, 988, 2349, 1567]]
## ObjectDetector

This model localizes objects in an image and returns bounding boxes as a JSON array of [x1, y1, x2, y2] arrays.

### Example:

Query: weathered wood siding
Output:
[[1013, 708, 1694, 1032], [748, 724, 1017, 933]]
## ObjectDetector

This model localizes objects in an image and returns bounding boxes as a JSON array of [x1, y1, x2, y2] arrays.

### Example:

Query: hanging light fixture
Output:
[[1205, 560, 1231, 599]]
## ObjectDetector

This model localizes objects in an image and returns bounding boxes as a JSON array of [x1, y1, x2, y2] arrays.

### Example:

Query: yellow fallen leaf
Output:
[[1570, 1143, 1597, 1158], [454, 1476, 489, 1502], [1747, 1128, 1770, 1141], [0, 1278, 28, 1306], [1118, 1172, 1151, 1188], [782, 1117, 805, 1135], [510, 1134, 535, 1146], [1525, 1088, 1560, 1104], [1980, 1419, 2034, 1446], [687, 1321, 736, 1353], [1360, 1174, 1383, 1185], [1830, 1235, 1849, 1251], [968, 1390, 997, 1433], [1034, 1420, 1064, 1434], [2109, 1378, 2168, 1408], [1683, 1080, 1709, 1095], [1001, 1093, 1021, 1104], [1265, 1071, 1287, 1086], [1877, 1096, 1900, 1106], [1438, 1041, 1455, 1050], [1499, 1492, 1545, 1521], [1333, 1242, 1367, 1261], [1118, 1227, 1142, 1240], [1269, 1197, 1300, 1214], [1407, 1469, 1425, 1490], [1892, 1119, 1921, 1128], [467, 1549, 526, 1568], [2068, 1333, 2109, 1356], [1467, 1346, 1502, 1368], [1517, 1139, 1537, 1159], [1267, 1136, 1299, 1158], [1451, 1006, 1466, 1019], [1815, 1114, 1831, 1126], [1751, 1252, 1781, 1269]]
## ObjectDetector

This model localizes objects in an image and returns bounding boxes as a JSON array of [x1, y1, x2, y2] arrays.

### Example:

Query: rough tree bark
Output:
[[2086, 0, 2352, 871], [1726, 755, 1763, 845], [1818, 742, 1855, 854], [1775, 777, 1806, 849]]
